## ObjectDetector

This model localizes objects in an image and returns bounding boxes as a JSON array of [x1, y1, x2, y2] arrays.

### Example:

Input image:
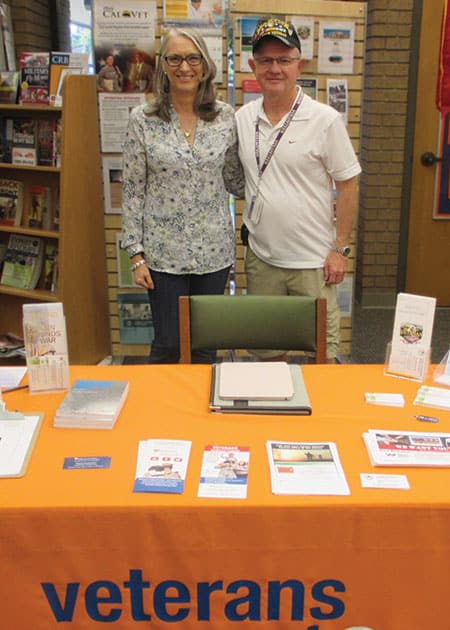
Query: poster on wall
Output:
[[93, 0, 157, 94], [318, 21, 355, 74], [102, 156, 123, 214], [163, 0, 224, 31], [98, 92, 146, 153], [327, 78, 348, 125], [298, 77, 317, 100], [117, 292, 154, 345], [239, 16, 264, 72], [290, 16, 314, 61]]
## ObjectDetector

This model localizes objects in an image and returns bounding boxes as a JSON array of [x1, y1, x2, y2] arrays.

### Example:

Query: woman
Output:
[[121, 28, 244, 363], [97, 54, 123, 92]]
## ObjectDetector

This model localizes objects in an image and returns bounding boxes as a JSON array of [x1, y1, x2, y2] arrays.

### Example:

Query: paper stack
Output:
[[414, 386, 450, 411], [365, 393, 405, 407], [363, 429, 450, 467], [54, 379, 129, 429]]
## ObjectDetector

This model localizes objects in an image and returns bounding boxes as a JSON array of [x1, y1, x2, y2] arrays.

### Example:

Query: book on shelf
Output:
[[0, 3, 16, 72], [0, 233, 44, 290], [11, 117, 37, 166], [0, 178, 24, 227], [49, 51, 89, 107], [0, 332, 24, 358], [43, 241, 58, 291], [209, 363, 312, 415], [26, 184, 52, 230], [53, 118, 62, 168], [22, 302, 70, 393], [36, 119, 56, 167], [0, 11, 6, 72], [0, 70, 19, 103], [0, 116, 12, 163], [0, 412, 44, 478], [18, 52, 50, 105], [363, 429, 450, 467], [0, 239, 6, 272], [54, 379, 129, 429]]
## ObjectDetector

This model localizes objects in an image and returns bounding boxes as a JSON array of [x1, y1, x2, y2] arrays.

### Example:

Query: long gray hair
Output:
[[149, 28, 218, 122]]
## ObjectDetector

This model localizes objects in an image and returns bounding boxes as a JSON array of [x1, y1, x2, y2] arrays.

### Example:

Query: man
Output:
[[236, 18, 361, 363]]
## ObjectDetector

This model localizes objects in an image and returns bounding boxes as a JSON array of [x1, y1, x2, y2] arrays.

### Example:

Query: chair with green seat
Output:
[[178, 294, 327, 364]]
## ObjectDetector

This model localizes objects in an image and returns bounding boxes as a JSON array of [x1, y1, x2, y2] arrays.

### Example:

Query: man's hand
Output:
[[324, 250, 348, 285]]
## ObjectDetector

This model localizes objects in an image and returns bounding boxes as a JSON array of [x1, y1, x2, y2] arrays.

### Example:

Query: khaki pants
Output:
[[245, 247, 340, 360]]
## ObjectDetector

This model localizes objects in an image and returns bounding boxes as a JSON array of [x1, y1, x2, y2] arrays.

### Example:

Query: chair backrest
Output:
[[179, 295, 327, 363]]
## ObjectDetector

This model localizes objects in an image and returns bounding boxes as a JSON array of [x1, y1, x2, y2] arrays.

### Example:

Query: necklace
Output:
[[181, 119, 197, 138]]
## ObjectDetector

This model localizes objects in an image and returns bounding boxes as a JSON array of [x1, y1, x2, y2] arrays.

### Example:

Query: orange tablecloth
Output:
[[1, 364, 450, 629]]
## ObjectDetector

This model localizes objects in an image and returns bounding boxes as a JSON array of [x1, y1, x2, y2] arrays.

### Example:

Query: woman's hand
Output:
[[134, 264, 154, 289]]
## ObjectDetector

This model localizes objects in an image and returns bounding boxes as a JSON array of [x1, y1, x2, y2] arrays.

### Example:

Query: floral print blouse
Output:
[[121, 99, 244, 274]]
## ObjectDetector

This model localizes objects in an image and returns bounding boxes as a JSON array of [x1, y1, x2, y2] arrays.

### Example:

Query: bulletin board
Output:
[[231, 0, 366, 357], [100, 0, 366, 359]]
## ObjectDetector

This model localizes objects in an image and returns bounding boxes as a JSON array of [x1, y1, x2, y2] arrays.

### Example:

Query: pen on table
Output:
[[1, 385, 29, 394], [414, 414, 439, 423]]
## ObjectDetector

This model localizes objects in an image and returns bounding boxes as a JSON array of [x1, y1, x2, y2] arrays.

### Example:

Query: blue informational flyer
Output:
[[133, 439, 191, 494]]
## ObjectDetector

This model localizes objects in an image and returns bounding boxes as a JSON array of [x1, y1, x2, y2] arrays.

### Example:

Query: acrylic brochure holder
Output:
[[384, 341, 431, 382], [384, 292, 436, 383], [433, 349, 450, 386]]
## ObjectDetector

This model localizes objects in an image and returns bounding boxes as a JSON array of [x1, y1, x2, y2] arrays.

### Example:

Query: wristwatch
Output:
[[335, 246, 351, 257]]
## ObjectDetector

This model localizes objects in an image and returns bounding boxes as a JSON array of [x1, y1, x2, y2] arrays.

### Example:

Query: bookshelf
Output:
[[0, 75, 111, 364]]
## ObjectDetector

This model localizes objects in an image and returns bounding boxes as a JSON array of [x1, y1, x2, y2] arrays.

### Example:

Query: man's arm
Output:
[[324, 175, 359, 284]]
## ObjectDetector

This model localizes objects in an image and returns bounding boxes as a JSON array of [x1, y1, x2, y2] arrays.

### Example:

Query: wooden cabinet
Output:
[[0, 75, 111, 364]]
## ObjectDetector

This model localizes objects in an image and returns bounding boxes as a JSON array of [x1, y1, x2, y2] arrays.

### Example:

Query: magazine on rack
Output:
[[363, 429, 450, 467], [266, 441, 350, 495]]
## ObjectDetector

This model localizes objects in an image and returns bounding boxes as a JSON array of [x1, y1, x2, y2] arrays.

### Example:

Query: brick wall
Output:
[[356, 0, 414, 306], [7, 0, 71, 57]]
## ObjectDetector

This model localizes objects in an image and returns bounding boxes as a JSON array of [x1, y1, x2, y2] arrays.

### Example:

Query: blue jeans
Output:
[[147, 266, 231, 364]]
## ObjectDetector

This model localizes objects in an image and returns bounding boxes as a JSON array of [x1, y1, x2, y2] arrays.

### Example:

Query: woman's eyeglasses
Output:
[[164, 54, 203, 67]]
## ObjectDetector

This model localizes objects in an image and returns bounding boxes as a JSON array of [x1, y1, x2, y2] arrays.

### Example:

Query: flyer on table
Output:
[[266, 440, 350, 495], [198, 445, 250, 499], [133, 438, 191, 493]]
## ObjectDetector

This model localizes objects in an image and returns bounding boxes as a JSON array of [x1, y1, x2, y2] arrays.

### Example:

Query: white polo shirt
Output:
[[236, 90, 362, 268]]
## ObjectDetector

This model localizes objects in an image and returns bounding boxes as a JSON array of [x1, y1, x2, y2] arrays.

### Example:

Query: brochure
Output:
[[387, 293, 436, 380], [133, 439, 191, 494], [22, 302, 69, 393], [414, 385, 450, 411], [363, 429, 450, 467], [266, 441, 350, 495], [198, 445, 250, 499]]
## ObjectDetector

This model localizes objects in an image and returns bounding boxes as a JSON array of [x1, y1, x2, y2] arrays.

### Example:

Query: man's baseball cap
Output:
[[252, 18, 302, 54]]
